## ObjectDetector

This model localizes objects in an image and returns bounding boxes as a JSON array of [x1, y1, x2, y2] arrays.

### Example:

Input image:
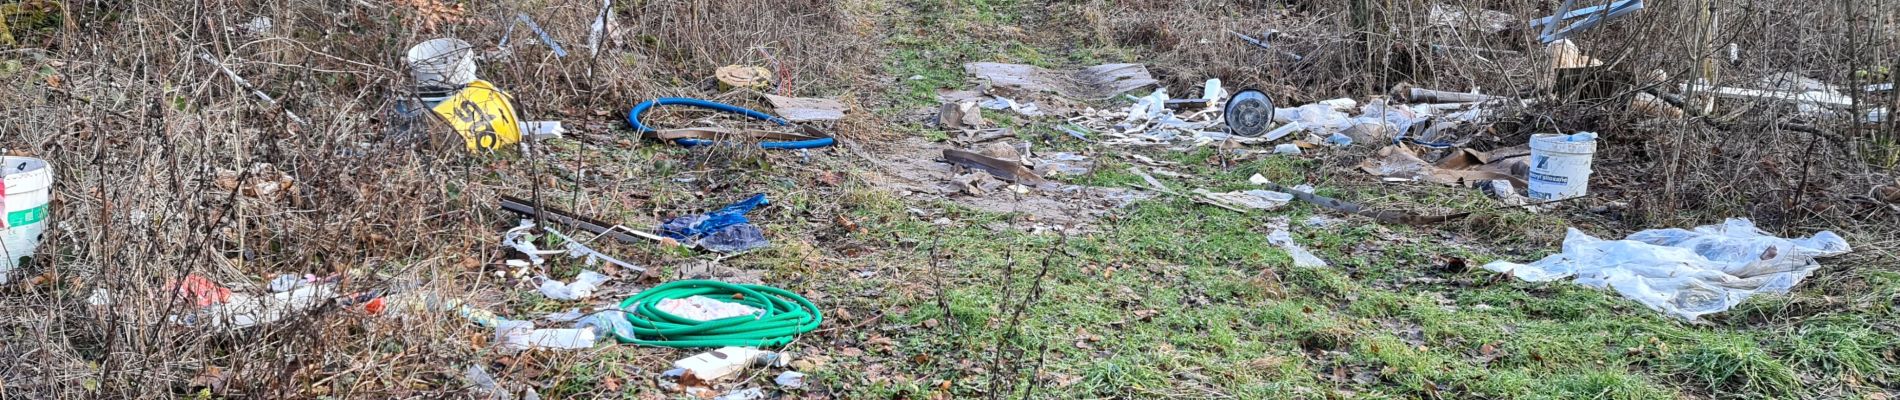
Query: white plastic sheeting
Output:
[[656, 295, 764, 321], [1483, 219, 1850, 320]]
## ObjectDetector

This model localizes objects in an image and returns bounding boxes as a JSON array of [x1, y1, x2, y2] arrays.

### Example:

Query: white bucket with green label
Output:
[[1, 157, 51, 281]]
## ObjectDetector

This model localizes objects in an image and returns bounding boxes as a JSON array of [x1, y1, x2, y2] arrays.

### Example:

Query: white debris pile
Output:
[[656, 295, 764, 321], [1483, 219, 1850, 321], [502, 219, 642, 271], [1066, 80, 1502, 150], [1068, 80, 1240, 148]]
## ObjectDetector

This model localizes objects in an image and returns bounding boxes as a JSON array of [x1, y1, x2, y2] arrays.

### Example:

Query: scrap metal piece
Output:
[[1403, 88, 1501, 103], [516, 14, 568, 57], [1533, 0, 1644, 43], [500, 196, 667, 245], [943, 149, 1044, 185], [1224, 89, 1275, 138]]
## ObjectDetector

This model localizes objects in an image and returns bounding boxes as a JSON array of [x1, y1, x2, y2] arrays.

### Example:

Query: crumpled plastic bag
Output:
[[538, 270, 608, 300], [656, 295, 764, 321], [659, 194, 771, 253], [1483, 218, 1850, 320], [1293, 104, 1353, 134]]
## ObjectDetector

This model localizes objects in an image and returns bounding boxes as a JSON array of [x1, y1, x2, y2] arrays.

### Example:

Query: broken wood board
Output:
[[763, 94, 848, 122], [944, 149, 1043, 185], [651, 127, 819, 142], [964, 62, 1158, 100]]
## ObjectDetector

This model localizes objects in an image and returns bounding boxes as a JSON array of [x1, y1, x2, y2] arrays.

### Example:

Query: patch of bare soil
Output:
[[859, 136, 1150, 229]]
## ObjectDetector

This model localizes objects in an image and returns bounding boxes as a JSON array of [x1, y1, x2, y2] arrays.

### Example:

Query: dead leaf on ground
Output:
[[189, 366, 228, 389], [1132, 309, 1159, 321]]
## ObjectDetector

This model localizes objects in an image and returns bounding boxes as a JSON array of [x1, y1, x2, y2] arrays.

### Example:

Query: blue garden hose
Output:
[[626, 97, 835, 149]]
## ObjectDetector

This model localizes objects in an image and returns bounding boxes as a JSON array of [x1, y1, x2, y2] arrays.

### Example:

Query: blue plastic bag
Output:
[[657, 194, 770, 252]]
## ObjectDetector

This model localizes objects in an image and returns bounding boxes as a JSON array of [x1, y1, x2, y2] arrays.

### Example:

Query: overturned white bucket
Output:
[[1527, 132, 1598, 201], [1, 157, 52, 281], [405, 38, 478, 92]]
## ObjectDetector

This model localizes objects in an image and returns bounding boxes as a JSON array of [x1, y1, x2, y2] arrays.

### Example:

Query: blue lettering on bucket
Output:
[[1530, 172, 1568, 184]]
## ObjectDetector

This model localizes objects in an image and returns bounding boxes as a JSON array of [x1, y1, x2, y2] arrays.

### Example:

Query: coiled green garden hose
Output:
[[613, 280, 822, 348]]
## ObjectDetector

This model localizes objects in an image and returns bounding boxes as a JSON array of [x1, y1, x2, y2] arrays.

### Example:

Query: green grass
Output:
[[518, 1, 1899, 398], [1667, 333, 1802, 397]]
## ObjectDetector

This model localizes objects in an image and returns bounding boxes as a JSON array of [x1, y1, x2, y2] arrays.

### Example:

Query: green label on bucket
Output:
[[7, 205, 46, 227]]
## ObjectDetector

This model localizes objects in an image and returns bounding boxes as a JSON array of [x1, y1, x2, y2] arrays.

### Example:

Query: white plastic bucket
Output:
[[1, 157, 52, 281], [1526, 132, 1598, 201], [405, 38, 478, 90]]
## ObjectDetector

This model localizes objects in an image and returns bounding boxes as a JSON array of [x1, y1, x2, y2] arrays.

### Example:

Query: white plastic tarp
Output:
[[1483, 219, 1850, 320]]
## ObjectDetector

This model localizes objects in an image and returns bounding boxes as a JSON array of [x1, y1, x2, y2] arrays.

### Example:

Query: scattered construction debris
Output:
[[1359, 145, 1529, 188]]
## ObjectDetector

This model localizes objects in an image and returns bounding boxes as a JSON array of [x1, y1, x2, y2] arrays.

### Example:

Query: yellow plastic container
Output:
[[432, 80, 523, 151]]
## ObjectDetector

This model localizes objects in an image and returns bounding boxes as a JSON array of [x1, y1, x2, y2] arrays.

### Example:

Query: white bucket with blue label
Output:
[[1527, 132, 1597, 201], [1, 157, 52, 282]]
